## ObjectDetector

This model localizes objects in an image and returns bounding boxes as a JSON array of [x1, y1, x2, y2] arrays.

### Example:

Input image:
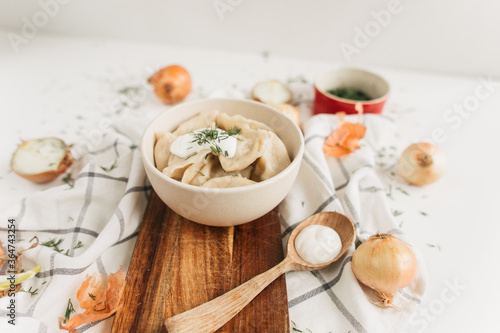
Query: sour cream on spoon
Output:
[[294, 225, 342, 265]]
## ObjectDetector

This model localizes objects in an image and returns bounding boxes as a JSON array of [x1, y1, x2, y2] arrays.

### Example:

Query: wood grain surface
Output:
[[111, 191, 289, 333]]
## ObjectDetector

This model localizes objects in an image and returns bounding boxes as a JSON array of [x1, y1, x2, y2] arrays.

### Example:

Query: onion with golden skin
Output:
[[351, 233, 418, 307], [148, 65, 192, 104], [397, 142, 447, 186]]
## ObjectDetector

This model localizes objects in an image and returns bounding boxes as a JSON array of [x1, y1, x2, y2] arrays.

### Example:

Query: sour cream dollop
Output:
[[294, 225, 342, 265], [170, 128, 238, 159]]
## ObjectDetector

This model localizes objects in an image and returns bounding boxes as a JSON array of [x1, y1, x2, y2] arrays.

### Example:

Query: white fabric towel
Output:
[[0, 93, 425, 333], [282, 113, 426, 333]]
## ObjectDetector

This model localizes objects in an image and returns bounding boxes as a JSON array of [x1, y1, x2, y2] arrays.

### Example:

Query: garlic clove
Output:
[[251, 80, 292, 105], [11, 137, 74, 183]]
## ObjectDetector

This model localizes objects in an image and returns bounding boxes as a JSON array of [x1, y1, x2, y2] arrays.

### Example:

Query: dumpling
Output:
[[210, 164, 254, 179], [163, 149, 211, 180], [251, 131, 291, 181], [218, 129, 269, 172], [154, 132, 177, 171], [202, 174, 256, 188], [218, 113, 271, 132], [181, 153, 219, 186], [173, 110, 219, 136]]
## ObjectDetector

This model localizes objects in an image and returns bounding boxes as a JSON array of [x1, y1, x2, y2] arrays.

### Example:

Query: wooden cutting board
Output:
[[111, 191, 289, 332]]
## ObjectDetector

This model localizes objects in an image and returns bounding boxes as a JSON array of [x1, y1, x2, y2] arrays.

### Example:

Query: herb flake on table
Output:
[[427, 243, 441, 251], [396, 187, 409, 196], [62, 299, 76, 324], [392, 210, 404, 217], [19, 286, 38, 296], [41, 238, 65, 253], [62, 173, 75, 189], [100, 160, 118, 172]]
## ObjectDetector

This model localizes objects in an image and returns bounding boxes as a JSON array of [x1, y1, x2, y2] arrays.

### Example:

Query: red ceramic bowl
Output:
[[313, 67, 390, 115]]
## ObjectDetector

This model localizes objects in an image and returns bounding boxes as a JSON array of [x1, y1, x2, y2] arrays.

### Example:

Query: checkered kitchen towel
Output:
[[0, 122, 151, 333], [281, 113, 426, 332], [0, 96, 425, 332]]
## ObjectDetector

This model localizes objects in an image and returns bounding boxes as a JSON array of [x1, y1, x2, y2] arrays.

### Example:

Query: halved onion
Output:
[[11, 137, 73, 183], [251, 80, 292, 105]]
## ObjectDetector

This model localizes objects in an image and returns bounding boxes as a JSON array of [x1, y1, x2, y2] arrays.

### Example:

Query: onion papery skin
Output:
[[351, 233, 418, 307]]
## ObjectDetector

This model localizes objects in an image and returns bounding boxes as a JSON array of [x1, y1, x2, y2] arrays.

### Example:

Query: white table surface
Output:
[[1, 31, 499, 332]]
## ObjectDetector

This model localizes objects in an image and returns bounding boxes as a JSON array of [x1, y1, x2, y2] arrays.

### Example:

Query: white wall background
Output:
[[1, 0, 499, 77]]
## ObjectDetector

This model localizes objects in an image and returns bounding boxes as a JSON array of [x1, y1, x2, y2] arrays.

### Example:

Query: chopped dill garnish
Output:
[[100, 160, 118, 172], [19, 286, 38, 296], [196, 171, 205, 177], [226, 126, 241, 136], [396, 187, 409, 196], [63, 299, 75, 324], [419, 211, 428, 216], [40, 238, 64, 253], [93, 300, 107, 312], [185, 152, 197, 160], [190, 127, 240, 157], [392, 210, 403, 217], [88, 293, 96, 300], [62, 173, 74, 188], [74, 241, 84, 249], [427, 243, 441, 251], [361, 186, 383, 193]]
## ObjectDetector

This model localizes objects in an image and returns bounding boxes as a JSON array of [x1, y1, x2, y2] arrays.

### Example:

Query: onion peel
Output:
[[323, 107, 366, 157], [0, 236, 40, 298], [59, 267, 126, 333]]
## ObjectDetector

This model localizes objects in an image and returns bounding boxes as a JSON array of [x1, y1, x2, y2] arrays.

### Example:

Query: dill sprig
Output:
[[190, 127, 241, 156], [100, 159, 118, 172], [63, 299, 75, 324], [88, 293, 96, 300], [19, 286, 38, 296], [40, 238, 65, 253], [93, 300, 107, 312], [62, 173, 74, 188]]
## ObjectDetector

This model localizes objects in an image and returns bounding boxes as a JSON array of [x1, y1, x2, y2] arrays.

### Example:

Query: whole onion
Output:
[[351, 233, 418, 307], [148, 65, 191, 104], [397, 142, 447, 186]]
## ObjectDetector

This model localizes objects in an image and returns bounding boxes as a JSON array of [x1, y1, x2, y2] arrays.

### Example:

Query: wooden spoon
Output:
[[163, 211, 355, 333]]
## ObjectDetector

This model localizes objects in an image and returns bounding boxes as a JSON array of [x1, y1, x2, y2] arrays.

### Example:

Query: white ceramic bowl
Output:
[[141, 98, 304, 226]]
